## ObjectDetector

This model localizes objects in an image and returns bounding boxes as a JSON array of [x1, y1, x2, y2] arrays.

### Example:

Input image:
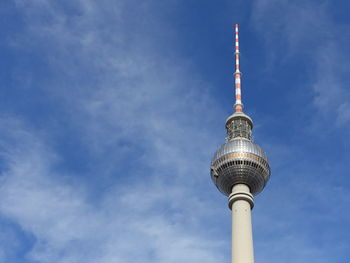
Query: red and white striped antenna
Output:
[[234, 24, 243, 112]]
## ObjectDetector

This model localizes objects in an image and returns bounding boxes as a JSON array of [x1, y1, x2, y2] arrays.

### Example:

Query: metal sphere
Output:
[[210, 139, 270, 196]]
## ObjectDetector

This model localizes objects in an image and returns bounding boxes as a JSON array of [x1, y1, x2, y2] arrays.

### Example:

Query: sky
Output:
[[0, 0, 350, 262]]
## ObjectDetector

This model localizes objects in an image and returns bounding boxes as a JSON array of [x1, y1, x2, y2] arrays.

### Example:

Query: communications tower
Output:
[[210, 24, 271, 263]]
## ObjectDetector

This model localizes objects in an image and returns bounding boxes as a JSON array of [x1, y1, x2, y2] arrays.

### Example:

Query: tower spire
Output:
[[234, 24, 243, 112]]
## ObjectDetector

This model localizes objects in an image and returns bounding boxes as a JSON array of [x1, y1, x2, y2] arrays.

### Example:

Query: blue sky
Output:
[[0, 0, 350, 262]]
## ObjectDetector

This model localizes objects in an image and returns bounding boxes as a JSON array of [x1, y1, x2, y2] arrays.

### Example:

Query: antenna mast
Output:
[[234, 24, 243, 112]]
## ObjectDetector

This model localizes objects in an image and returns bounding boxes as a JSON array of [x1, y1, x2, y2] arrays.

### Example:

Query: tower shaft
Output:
[[229, 184, 255, 263]]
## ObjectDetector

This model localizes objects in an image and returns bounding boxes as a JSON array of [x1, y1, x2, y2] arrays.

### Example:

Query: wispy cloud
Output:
[[249, 2, 350, 261], [2, 0, 350, 262], [251, 0, 350, 127], [0, 116, 226, 263], [0, 0, 229, 262]]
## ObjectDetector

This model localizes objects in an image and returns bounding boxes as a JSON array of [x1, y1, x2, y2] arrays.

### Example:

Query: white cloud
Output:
[[0, 0, 229, 262], [251, 0, 350, 127], [4, 1, 349, 262], [0, 116, 227, 262]]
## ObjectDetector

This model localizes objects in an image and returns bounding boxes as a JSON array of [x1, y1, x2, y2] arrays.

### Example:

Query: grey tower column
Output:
[[229, 184, 254, 263]]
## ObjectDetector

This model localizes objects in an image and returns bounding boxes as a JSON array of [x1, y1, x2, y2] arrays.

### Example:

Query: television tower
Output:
[[210, 24, 271, 263]]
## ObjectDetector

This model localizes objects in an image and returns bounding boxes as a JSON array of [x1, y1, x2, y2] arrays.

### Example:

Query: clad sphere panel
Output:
[[211, 139, 270, 196]]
